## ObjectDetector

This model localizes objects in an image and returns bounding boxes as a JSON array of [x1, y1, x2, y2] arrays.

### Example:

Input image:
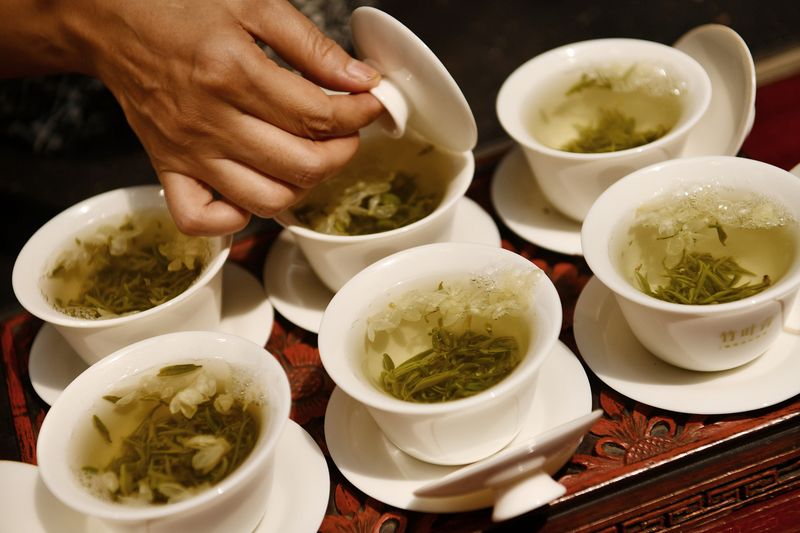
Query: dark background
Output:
[[2, 0, 800, 318], [379, 0, 800, 147]]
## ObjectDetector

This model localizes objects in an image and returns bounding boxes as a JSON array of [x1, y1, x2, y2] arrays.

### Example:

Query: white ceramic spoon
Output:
[[414, 409, 603, 522], [674, 24, 756, 157]]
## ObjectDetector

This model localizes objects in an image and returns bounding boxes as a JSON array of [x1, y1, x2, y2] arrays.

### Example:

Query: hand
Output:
[[2, 0, 384, 235]]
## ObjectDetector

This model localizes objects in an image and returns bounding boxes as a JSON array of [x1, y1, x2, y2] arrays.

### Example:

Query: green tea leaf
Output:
[[85, 394, 258, 505], [709, 222, 728, 245], [561, 108, 669, 153], [380, 328, 520, 403], [157, 363, 202, 377], [293, 172, 439, 236], [93, 415, 112, 444], [47, 212, 209, 319], [636, 251, 771, 305]]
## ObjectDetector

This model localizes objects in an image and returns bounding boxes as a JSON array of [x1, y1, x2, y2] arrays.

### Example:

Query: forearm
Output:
[[0, 0, 384, 236], [0, 0, 91, 77]]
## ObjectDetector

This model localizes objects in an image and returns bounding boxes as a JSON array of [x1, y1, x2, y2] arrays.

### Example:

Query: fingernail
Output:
[[346, 59, 379, 83]]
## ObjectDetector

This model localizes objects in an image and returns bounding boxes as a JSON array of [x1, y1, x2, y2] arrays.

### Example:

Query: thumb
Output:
[[246, 0, 380, 92]]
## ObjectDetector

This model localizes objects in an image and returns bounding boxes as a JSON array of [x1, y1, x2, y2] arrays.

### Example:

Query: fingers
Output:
[[158, 122, 359, 235], [160, 172, 252, 236], [105, 0, 390, 237], [192, 31, 383, 140], [150, 102, 364, 186], [203, 158, 307, 217], [241, 0, 380, 93], [160, 152, 317, 236], [163, 123, 360, 208], [207, 108, 365, 189], [225, 46, 384, 139]]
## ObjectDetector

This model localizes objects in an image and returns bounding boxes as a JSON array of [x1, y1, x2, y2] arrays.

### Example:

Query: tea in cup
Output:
[[582, 156, 800, 371], [36, 331, 291, 533], [12, 185, 231, 364], [276, 127, 474, 292], [272, 6, 478, 293], [497, 38, 711, 222], [319, 242, 562, 465]]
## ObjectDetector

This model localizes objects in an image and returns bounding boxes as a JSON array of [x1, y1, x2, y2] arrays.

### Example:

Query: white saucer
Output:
[[324, 341, 593, 513], [0, 460, 87, 532], [29, 262, 275, 406], [255, 420, 330, 533], [574, 276, 800, 414], [0, 421, 328, 533], [263, 196, 501, 333], [491, 23, 758, 258], [490, 147, 583, 256]]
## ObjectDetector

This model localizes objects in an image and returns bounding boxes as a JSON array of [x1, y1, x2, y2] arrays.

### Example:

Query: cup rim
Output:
[[496, 37, 712, 160], [36, 330, 291, 522], [318, 241, 562, 415], [11, 185, 232, 328], [582, 155, 800, 315], [276, 142, 474, 243]]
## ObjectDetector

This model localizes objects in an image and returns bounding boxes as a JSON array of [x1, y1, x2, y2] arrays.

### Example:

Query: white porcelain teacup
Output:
[[497, 38, 712, 222], [273, 6, 478, 294], [582, 156, 800, 371], [12, 185, 231, 365], [319, 242, 562, 465], [276, 125, 474, 293], [36, 331, 291, 533]]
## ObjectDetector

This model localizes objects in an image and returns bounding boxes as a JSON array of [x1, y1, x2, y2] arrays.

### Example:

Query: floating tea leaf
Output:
[[529, 62, 682, 153], [293, 172, 439, 236], [561, 108, 669, 153], [366, 267, 539, 404], [366, 268, 539, 342], [158, 363, 203, 377], [636, 251, 772, 305], [44, 210, 210, 319], [620, 185, 796, 306], [79, 362, 261, 505], [290, 134, 454, 237], [380, 328, 520, 403], [565, 64, 636, 95], [93, 415, 112, 444]]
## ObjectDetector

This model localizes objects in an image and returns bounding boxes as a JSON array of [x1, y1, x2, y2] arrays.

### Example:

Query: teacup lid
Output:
[[414, 409, 603, 521], [350, 7, 477, 153]]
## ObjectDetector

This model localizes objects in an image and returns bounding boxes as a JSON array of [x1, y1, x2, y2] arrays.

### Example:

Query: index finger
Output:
[[239, 0, 380, 94], [230, 49, 384, 139], [188, 29, 383, 140]]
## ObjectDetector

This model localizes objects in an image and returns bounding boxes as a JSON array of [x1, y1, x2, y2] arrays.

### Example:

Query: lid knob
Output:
[[368, 77, 409, 139]]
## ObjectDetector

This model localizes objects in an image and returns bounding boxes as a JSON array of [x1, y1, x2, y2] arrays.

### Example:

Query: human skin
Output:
[[0, 0, 384, 235]]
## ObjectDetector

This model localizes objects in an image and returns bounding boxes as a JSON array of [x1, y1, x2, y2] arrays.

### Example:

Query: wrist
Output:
[[0, 0, 96, 77]]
